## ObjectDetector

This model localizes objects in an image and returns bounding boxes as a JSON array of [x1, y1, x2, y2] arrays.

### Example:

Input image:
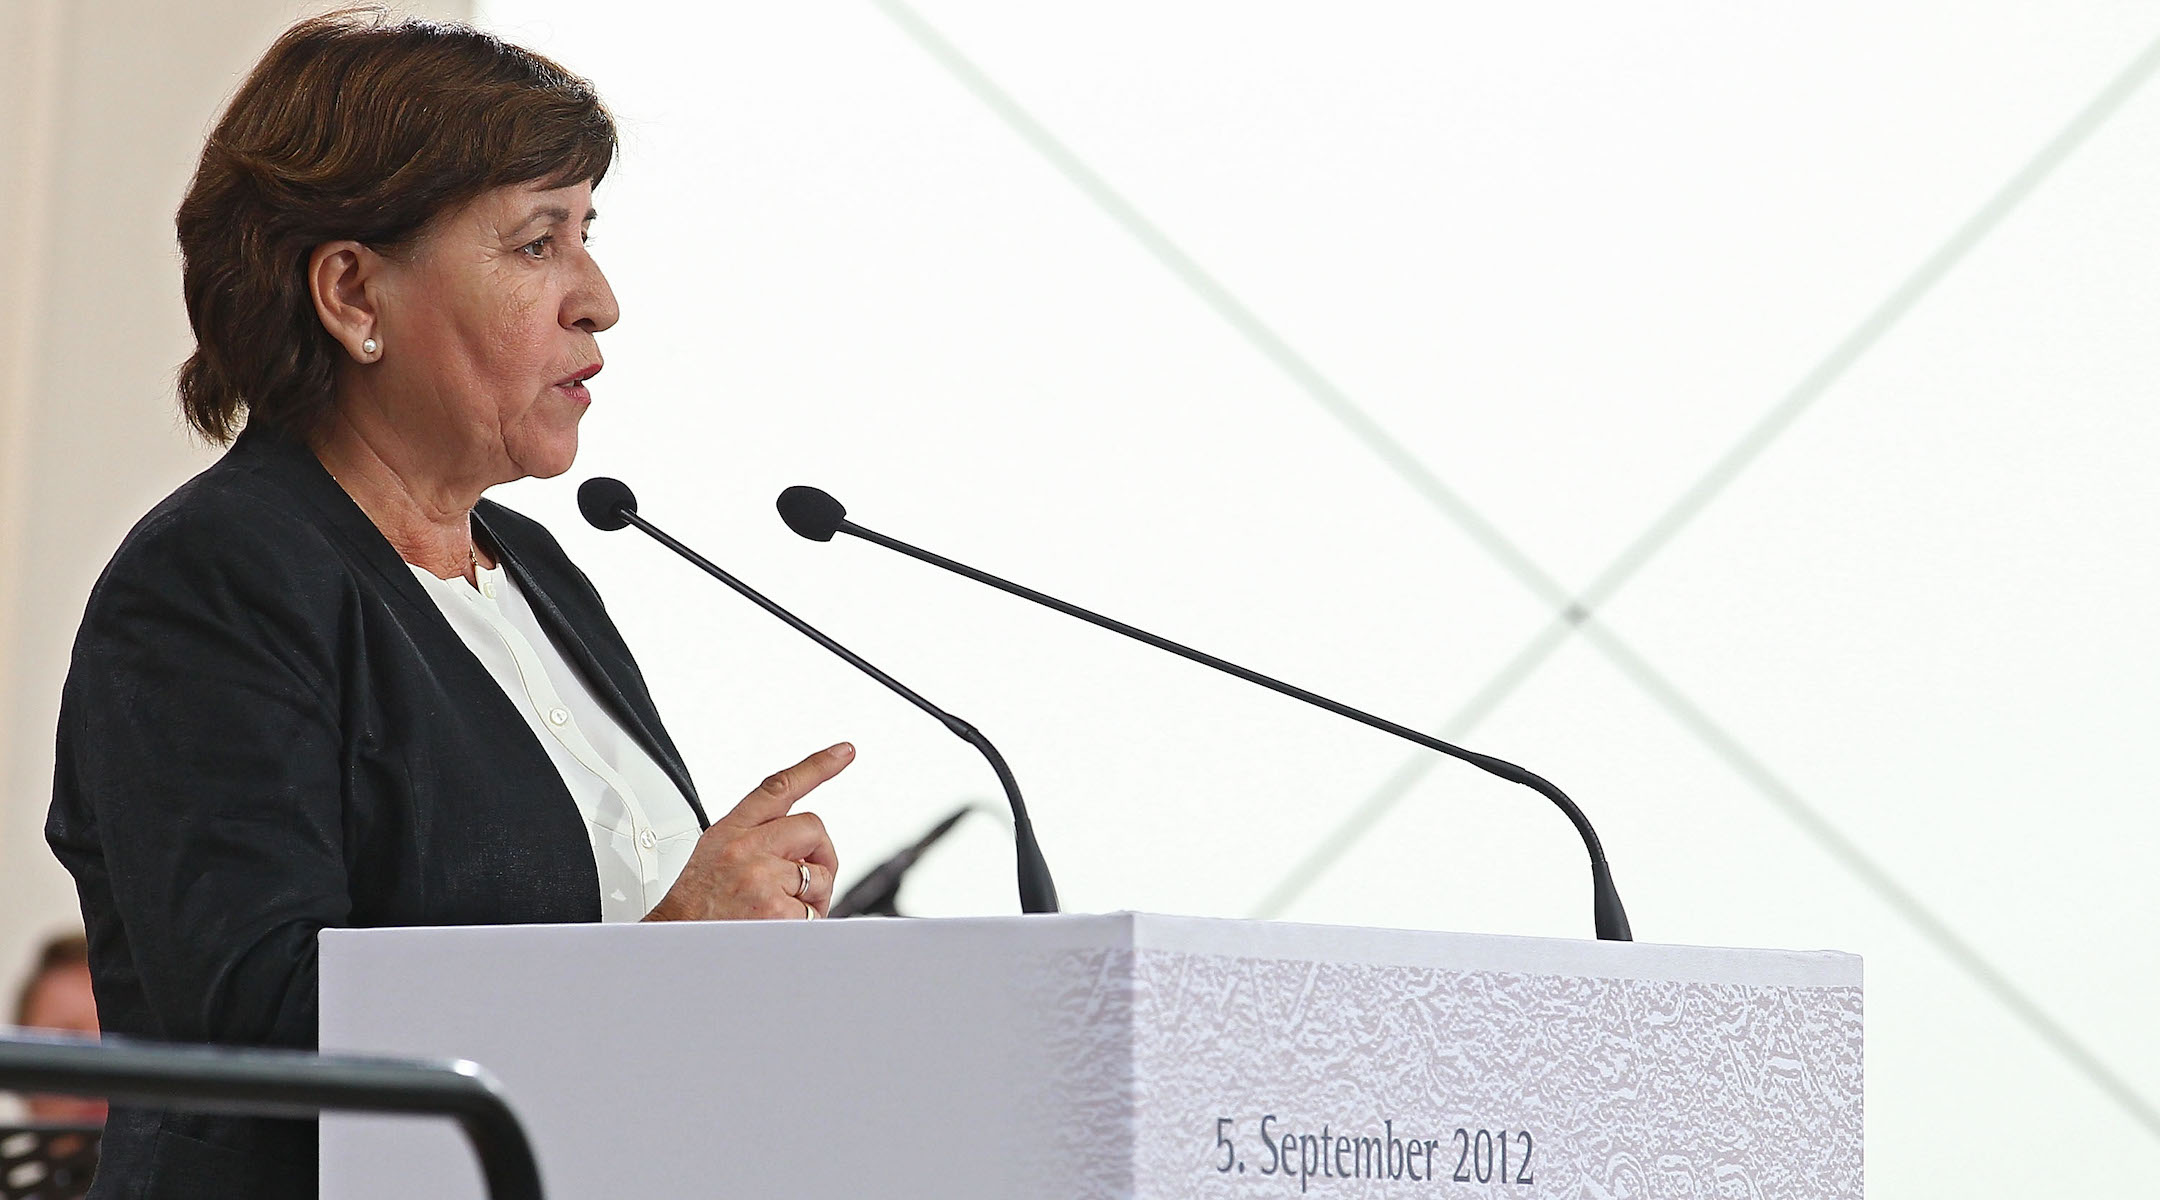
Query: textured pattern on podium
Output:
[[1039, 945, 1860, 1199]]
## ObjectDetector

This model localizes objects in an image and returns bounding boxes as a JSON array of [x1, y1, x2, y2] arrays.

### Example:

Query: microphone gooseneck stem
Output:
[[617, 510, 1059, 914], [952, 726, 1058, 915], [837, 519, 1628, 941]]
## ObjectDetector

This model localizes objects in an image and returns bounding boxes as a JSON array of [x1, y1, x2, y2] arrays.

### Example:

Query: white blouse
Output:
[[406, 560, 701, 921]]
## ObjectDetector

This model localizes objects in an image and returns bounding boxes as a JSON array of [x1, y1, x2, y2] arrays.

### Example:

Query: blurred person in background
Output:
[[10, 931, 107, 1124], [43, 10, 850, 1197]]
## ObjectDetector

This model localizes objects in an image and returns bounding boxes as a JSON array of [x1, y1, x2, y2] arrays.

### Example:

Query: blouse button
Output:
[[639, 829, 658, 850], [547, 707, 569, 726]]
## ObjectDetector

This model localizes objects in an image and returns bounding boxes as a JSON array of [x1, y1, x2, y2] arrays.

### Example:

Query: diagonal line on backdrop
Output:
[[1258, 603, 2160, 1136], [867, 0, 1572, 612], [1234, 27, 2160, 1133], [1247, 611, 1576, 921], [869, 0, 2160, 1135], [1577, 623, 2160, 1140], [1251, 20, 2160, 921], [1574, 30, 2160, 613]]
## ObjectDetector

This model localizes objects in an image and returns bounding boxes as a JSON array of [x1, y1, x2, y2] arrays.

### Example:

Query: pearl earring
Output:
[[361, 337, 379, 356]]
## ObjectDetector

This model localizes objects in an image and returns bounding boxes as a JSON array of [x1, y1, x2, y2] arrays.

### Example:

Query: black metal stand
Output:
[[0, 1033, 542, 1200]]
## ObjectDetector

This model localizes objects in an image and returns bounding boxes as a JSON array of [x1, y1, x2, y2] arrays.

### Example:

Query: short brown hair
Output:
[[176, 7, 617, 444], [12, 932, 90, 1026]]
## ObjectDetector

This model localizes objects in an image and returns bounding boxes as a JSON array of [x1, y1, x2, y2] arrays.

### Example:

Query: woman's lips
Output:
[[553, 363, 600, 405]]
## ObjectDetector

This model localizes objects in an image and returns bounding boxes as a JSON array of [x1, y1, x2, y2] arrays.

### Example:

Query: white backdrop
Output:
[[474, 3, 2160, 1193]]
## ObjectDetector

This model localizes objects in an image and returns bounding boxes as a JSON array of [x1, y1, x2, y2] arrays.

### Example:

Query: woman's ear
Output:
[[308, 241, 383, 363]]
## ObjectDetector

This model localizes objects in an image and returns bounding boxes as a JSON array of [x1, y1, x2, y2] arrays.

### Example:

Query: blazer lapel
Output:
[[235, 427, 708, 828], [475, 508, 710, 829], [234, 428, 709, 829]]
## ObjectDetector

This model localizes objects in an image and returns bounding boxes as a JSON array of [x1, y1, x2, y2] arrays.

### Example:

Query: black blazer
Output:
[[45, 427, 708, 1199]]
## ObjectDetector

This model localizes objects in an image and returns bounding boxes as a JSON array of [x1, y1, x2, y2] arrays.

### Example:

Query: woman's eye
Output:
[[520, 234, 554, 258]]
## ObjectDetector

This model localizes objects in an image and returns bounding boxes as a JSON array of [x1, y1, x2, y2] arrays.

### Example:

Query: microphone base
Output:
[[1592, 860, 1632, 941]]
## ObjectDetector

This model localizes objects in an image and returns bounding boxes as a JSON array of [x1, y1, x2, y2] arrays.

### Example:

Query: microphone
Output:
[[830, 804, 977, 918], [777, 485, 1632, 941], [577, 477, 1059, 914]]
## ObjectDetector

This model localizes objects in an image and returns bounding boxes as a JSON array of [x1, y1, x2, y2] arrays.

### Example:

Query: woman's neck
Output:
[[310, 412, 496, 581]]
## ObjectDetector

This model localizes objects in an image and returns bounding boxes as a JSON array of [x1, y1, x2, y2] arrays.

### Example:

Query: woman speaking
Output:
[[44, 11, 845, 1196]]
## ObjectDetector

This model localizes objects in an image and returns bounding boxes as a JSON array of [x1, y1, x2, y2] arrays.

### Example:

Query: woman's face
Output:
[[364, 178, 618, 487]]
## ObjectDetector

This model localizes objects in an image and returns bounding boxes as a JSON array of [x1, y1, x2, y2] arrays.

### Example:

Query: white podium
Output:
[[319, 914, 1861, 1198]]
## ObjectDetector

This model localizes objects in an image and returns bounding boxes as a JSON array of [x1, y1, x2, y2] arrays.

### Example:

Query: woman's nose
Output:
[[568, 251, 620, 333]]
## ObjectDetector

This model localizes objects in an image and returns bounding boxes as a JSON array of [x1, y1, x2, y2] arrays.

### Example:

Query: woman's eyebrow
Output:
[[512, 205, 599, 233]]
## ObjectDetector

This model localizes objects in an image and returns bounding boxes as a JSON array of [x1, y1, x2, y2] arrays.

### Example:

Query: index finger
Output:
[[721, 742, 855, 828]]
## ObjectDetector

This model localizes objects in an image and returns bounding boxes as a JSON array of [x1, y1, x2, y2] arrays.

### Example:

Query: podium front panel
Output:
[[321, 914, 1860, 1198]]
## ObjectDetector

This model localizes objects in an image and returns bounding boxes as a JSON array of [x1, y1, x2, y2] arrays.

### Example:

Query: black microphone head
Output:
[[578, 477, 638, 531], [777, 485, 847, 542]]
